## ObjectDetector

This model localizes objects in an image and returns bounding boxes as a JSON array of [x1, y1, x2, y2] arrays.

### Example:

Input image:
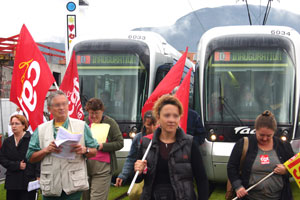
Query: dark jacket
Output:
[[227, 135, 294, 200], [85, 115, 124, 175], [0, 131, 40, 190], [187, 108, 206, 145], [136, 127, 209, 200]]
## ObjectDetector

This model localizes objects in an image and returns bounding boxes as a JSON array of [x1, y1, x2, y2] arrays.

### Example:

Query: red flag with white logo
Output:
[[141, 47, 188, 118], [60, 51, 84, 120], [10, 24, 55, 131], [175, 67, 193, 133]]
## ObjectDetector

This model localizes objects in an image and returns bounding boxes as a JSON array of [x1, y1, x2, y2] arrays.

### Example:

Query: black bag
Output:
[[153, 184, 175, 200]]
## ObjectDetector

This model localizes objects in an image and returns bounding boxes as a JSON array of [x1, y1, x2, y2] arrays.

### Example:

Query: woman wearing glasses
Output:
[[0, 115, 40, 200]]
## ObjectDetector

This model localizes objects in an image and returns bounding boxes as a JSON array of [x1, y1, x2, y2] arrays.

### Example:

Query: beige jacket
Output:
[[39, 118, 89, 196]]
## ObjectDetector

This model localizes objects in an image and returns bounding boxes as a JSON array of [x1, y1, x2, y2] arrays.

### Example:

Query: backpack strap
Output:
[[239, 137, 249, 172]]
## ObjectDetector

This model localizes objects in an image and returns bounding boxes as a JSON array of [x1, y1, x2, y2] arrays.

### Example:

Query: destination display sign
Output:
[[214, 50, 287, 63], [77, 53, 139, 66]]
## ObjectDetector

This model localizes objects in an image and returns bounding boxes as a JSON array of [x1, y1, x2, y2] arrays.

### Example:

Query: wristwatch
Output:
[[84, 147, 89, 155]]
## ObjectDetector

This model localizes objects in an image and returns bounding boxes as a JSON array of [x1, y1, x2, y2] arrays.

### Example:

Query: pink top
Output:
[[89, 149, 110, 163]]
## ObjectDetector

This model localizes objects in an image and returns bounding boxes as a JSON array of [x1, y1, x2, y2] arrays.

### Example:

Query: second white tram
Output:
[[195, 26, 300, 182]]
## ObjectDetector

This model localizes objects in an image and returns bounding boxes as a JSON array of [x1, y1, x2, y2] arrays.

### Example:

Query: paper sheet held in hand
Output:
[[52, 127, 82, 159], [91, 123, 110, 144]]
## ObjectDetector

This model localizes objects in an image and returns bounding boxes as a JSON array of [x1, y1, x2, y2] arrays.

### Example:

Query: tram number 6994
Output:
[[271, 30, 291, 36]]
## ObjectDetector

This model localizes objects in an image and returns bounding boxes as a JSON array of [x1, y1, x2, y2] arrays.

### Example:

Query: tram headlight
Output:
[[129, 126, 138, 138], [209, 129, 217, 141], [280, 130, 288, 142], [210, 134, 217, 141]]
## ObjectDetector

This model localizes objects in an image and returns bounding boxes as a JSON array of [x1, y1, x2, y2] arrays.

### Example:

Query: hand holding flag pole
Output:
[[233, 152, 300, 200], [232, 171, 274, 200], [127, 140, 152, 195]]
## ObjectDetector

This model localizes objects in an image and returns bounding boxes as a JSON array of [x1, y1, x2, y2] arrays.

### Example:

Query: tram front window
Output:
[[77, 53, 148, 122], [205, 49, 294, 124]]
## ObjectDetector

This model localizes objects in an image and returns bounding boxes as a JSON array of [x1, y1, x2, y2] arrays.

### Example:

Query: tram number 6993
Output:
[[271, 30, 291, 36], [128, 35, 146, 40]]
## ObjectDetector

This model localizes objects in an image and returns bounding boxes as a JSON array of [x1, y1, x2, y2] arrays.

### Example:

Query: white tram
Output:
[[195, 26, 300, 182]]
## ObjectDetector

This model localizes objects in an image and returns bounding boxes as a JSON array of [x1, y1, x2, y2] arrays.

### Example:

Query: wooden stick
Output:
[[232, 171, 274, 200], [127, 140, 152, 195]]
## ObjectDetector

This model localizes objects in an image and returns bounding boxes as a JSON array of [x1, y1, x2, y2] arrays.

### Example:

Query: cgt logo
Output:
[[234, 126, 256, 135]]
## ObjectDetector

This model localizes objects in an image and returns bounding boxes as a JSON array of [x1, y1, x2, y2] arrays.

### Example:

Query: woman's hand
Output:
[[134, 160, 147, 175], [235, 187, 248, 199], [274, 164, 287, 175], [20, 160, 26, 170]]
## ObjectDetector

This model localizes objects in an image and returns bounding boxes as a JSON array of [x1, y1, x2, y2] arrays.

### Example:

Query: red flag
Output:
[[60, 51, 84, 120], [10, 24, 55, 131], [141, 47, 189, 118], [175, 67, 193, 133]]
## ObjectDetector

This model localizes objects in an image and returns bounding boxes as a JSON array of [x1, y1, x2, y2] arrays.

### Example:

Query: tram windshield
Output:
[[77, 52, 148, 122], [205, 48, 295, 124]]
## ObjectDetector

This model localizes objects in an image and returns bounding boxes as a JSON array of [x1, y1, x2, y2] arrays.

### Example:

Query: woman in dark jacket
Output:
[[115, 110, 157, 187], [227, 110, 294, 200], [0, 114, 40, 200], [134, 95, 209, 200]]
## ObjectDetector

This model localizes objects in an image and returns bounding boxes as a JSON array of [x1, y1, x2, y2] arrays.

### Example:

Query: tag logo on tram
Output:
[[234, 127, 256, 135]]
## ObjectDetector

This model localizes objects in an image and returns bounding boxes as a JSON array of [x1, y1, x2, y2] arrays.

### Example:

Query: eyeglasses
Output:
[[51, 102, 68, 108], [89, 111, 102, 115], [10, 122, 22, 126]]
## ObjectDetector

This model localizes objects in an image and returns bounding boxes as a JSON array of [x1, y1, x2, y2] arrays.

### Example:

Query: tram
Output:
[[69, 31, 194, 174], [195, 26, 300, 182]]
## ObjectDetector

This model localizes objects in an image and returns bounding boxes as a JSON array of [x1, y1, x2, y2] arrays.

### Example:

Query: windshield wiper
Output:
[[221, 96, 244, 126], [218, 77, 243, 125]]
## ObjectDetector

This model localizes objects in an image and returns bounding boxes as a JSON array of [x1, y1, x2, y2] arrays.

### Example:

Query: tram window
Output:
[[205, 49, 294, 124], [154, 64, 172, 88], [76, 51, 149, 122]]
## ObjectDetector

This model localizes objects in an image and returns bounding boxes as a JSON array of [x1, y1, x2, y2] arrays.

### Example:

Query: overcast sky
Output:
[[0, 0, 299, 43]]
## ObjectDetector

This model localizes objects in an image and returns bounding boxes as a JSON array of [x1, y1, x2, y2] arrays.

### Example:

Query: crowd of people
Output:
[[0, 89, 295, 200]]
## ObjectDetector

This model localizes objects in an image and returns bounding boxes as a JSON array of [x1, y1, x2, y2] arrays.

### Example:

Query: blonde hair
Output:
[[10, 114, 28, 131]]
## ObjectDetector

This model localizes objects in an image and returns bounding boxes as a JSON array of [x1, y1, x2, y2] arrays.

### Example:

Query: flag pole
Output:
[[127, 140, 152, 195], [54, 82, 59, 90], [232, 171, 274, 200]]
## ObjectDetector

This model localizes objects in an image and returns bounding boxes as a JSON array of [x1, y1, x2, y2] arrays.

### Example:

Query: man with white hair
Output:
[[26, 90, 99, 200]]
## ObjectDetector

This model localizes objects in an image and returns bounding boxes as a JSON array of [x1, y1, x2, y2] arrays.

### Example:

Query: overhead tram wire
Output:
[[262, 0, 272, 25], [245, 0, 253, 25], [186, 0, 206, 33]]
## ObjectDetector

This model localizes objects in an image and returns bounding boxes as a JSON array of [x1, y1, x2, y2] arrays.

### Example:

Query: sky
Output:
[[0, 0, 299, 43]]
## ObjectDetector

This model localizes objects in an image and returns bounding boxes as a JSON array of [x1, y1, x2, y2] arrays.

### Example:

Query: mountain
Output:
[[133, 5, 300, 52]]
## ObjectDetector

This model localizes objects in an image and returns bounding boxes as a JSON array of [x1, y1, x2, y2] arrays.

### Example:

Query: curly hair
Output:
[[153, 94, 183, 119], [85, 98, 105, 111]]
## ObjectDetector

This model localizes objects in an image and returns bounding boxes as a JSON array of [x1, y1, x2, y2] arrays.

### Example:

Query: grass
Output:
[[1, 180, 299, 200]]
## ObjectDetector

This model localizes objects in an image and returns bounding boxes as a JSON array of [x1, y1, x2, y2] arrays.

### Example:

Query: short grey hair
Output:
[[47, 90, 68, 107]]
